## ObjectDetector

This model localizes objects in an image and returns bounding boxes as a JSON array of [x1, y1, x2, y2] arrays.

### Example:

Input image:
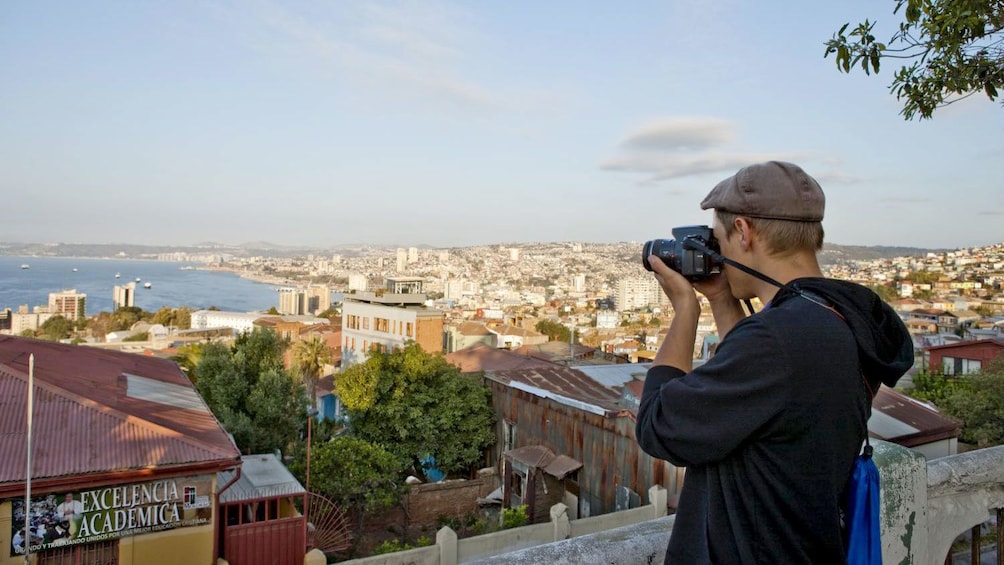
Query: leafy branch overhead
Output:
[[824, 0, 1004, 119]]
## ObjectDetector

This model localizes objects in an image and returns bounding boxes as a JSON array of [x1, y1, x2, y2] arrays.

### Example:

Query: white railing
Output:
[[333, 442, 1004, 565]]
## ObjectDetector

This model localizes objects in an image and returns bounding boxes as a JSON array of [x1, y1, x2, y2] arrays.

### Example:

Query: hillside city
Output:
[[4, 239, 1004, 355], [4, 239, 1004, 562]]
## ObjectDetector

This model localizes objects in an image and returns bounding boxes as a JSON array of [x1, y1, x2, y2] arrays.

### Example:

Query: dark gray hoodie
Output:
[[636, 277, 913, 564]]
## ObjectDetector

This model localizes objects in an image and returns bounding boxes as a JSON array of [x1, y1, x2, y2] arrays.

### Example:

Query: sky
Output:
[[2, 1, 1001, 250]]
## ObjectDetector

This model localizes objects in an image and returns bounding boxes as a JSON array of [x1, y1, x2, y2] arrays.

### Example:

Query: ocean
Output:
[[0, 256, 280, 315]]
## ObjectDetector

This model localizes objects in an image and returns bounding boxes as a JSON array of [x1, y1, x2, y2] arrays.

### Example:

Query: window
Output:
[[406, 322, 413, 337], [39, 539, 118, 565], [363, 317, 370, 330], [375, 318, 389, 332], [503, 420, 517, 451], [944, 356, 981, 375]]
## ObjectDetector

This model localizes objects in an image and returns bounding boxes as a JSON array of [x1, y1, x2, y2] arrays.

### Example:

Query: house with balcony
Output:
[[910, 308, 960, 333]]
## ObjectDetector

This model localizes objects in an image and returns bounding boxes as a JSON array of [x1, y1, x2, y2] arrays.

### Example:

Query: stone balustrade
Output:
[[337, 441, 1004, 564]]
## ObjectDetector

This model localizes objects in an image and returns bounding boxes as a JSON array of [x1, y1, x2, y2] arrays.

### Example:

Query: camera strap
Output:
[[682, 239, 829, 309]]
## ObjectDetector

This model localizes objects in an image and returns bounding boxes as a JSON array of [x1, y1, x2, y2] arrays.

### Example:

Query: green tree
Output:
[[194, 329, 306, 454], [939, 359, 1004, 447], [825, 0, 1004, 119], [110, 306, 145, 332], [266, 307, 280, 315], [535, 319, 572, 342], [172, 342, 208, 380], [316, 307, 340, 320], [869, 283, 899, 303], [292, 335, 332, 402], [151, 306, 192, 329], [38, 315, 72, 341], [338, 344, 496, 481], [293, 436, 407, 553]]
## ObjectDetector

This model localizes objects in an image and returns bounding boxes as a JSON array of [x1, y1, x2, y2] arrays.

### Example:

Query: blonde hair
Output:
[[716, 211, 823, 256]]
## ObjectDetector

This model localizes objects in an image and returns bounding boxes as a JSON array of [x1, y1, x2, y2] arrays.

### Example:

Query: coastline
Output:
[[197, 265, 299, 287]]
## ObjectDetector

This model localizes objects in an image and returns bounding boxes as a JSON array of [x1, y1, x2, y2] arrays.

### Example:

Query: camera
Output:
[[642, 225, 721, 280]]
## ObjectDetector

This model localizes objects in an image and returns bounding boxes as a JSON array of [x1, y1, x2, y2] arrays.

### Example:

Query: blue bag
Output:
[[845, 442, 881, 565]]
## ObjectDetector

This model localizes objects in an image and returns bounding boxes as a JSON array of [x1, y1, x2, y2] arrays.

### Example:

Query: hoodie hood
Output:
[[773, 278, 914, 389]]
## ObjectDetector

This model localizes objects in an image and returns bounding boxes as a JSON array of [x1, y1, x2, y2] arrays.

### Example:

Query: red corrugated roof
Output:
[[0, 336, 240, 489], [870, 387, 961, 447], [487, 365, 626, 414], [445, 343, 560, 373]]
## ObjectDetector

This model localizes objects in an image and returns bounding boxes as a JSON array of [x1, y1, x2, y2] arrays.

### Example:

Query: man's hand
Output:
[[648, 255, 699, 312], [694, 272, 734, 304]]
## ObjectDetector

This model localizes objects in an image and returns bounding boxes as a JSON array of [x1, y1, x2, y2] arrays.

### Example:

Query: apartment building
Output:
[[615, 277, 666, 312], [48, 289, 87, 321], [341, 278, 444, 367], [113, 282, 136, 309]]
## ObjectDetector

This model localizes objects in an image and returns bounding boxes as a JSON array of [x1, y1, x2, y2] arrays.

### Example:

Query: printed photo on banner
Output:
[[9, 476, 213, 556]]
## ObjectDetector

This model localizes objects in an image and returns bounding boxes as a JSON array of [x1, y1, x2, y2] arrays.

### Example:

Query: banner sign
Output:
[[10, 475, 213, 556]]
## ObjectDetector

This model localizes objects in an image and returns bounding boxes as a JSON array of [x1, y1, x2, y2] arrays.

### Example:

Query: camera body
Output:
[[642, 225, 721, 280]]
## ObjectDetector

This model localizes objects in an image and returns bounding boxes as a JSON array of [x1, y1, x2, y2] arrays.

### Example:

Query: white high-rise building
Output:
[[305, 285, 331, 315], [113, 282, 136, 310], [48, 290, 87, 321], [408, 247, 418, 263], [573, 274, 586, 292], [277, 288, 305, 315], [615, 277, 666, 312], [396, 248, 407, 272], [348, 274, 368, 292], [509, 248, 520, 261]]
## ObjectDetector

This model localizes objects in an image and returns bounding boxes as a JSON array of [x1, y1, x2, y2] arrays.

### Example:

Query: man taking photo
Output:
[[636, 161, 913, 564]]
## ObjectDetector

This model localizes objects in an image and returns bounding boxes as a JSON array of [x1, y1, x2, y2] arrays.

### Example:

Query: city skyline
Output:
[[2, 1, 1002, 250]]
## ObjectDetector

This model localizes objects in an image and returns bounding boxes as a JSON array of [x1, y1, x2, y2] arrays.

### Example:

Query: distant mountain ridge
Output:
[[0, 240, 966, 262], [820, 243, 948, 263]]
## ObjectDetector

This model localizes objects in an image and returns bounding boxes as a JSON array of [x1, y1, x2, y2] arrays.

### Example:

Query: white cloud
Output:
[[601, 116, 808, 184], [618, 116, 735, 150]]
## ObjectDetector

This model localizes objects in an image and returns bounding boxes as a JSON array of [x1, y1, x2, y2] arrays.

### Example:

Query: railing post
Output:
[[550, 503, 570, 541], [437, 526, 458, 565], [873, 440, 930, 564], [648, 485, 667, 518]]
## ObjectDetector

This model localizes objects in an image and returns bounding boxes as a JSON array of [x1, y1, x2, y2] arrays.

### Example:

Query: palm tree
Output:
[[292, 335, 333, 405], [172, 342, 207, 384]]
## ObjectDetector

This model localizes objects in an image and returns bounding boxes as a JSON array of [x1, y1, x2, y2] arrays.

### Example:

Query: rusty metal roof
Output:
[[486, 365, 628, 416], [445, 343, 560, 374], [869, 386, 961, 447], [0, 336, 240, 490], [503, 445, 582, 479], [513, 341, 597, 363]]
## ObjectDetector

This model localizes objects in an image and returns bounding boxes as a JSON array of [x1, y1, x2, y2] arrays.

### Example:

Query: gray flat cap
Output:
[[700, 161, 825, 221]]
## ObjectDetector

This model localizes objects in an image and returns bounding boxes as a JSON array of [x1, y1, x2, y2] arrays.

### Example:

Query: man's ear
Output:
[[734, 217, 753, 251]]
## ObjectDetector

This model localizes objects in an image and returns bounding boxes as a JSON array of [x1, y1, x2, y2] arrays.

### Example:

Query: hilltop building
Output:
[[341, 277, 444, 367]]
